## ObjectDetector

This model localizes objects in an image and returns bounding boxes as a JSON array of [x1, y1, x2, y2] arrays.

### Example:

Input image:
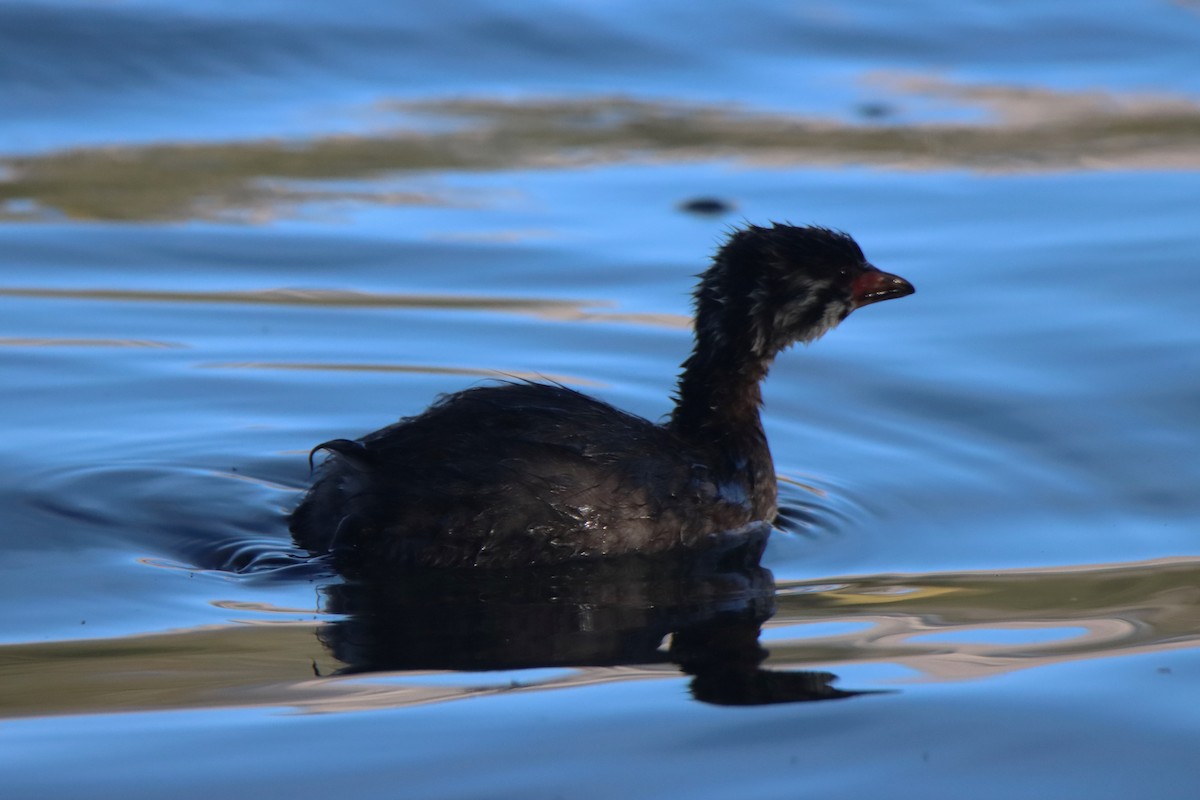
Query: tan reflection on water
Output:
[[0, 286, 596, 314], [0, 556, 1196, 718], [769, 556, 1200, 682], [206, 361, 603, 387], [3, 76, 1199, 222], [0, 286, 689, 330], [0, 337, 180, 348]]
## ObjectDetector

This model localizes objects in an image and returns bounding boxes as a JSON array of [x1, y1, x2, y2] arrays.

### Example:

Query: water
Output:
[[2, 1, 1200, 797]]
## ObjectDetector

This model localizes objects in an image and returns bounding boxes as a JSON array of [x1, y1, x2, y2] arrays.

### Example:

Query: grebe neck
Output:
[[668, 345, 770, 439], [668, 340, 778, 516]]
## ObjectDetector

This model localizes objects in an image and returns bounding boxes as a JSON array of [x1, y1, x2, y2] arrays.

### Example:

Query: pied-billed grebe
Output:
[[291, 224, 914, 568]]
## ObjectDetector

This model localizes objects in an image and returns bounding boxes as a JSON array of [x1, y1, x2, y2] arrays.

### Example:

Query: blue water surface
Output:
[[2, 1, 1199, 798]]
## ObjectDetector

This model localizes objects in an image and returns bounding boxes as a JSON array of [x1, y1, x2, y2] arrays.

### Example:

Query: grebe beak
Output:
[[851, 267, 914, 309]]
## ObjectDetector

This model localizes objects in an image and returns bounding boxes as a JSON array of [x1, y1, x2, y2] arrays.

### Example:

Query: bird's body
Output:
[[291, 224, 913, 569], [291, 382, 769, 567]]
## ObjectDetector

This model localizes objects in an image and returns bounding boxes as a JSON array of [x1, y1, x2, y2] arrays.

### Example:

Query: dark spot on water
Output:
[[856, 101, 894, 120], [679, 196, 734, 215]]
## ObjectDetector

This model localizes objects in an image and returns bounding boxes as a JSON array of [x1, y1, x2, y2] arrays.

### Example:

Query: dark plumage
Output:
[[290, 224, 914, 568]]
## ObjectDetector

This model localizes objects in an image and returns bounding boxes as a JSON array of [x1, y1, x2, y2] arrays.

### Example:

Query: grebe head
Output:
[[694, 223, 914, 359]]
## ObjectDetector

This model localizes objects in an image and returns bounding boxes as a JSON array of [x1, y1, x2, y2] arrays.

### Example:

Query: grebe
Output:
[[291, 224, 913, 568]]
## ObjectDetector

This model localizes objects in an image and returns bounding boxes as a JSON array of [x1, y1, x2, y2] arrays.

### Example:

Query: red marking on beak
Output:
[[851, 267, 914, 309]]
